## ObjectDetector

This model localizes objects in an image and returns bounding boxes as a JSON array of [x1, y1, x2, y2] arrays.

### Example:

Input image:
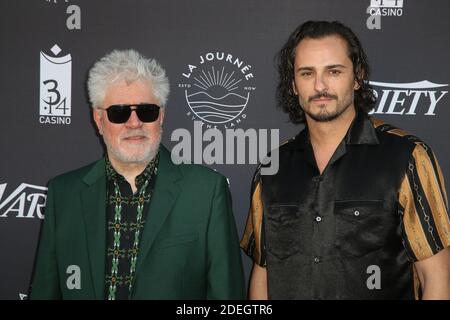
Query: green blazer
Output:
[[30, 146, 245, 299]]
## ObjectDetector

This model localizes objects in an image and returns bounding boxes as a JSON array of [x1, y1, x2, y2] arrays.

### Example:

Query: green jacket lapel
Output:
[[81, 158, 107, 300], [134, 146, 182, 279]]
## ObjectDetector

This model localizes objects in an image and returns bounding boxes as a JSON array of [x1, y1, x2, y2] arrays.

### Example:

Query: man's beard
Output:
[[104, 127, 162, 165], [302, 91, 353, 122]]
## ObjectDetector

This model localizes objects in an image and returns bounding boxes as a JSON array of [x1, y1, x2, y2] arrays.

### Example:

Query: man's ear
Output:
[[92, 108, 103, 135], [159, 107, 165, 125], [292, 80, 298, 95]]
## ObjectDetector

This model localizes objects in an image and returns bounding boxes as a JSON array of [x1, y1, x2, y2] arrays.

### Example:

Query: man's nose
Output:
[[125, 109, 143, 128], [314, 74, 328, 92]]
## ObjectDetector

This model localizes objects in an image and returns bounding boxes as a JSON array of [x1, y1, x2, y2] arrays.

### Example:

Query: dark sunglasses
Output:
[[99, 103, 160, 124]]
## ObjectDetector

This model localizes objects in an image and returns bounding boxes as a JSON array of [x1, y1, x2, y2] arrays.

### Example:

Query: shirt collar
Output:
[[292, 110, 379, 150], [105, 153, 159, 189], [345, 110, 379, 145]]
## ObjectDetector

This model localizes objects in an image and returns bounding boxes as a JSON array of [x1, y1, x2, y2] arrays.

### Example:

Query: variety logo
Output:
[[366, 0, 404, 30], [369, 80, 448, 115], [179, 51, 256, 129], [0, 183, 47, 219], [39, 44, 72, 125]]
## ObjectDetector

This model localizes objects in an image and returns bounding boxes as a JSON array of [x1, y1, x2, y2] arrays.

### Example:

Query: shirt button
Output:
[[354, 210, 360, 216], [314, 257, 320, 263], [315, 216, 322, 222]]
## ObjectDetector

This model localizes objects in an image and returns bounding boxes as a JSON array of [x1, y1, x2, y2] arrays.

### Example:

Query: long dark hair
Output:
[[276, 21, 376, 124]]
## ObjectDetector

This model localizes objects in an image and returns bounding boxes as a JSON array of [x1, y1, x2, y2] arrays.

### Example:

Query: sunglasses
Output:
[[99, 103, 160, 124]]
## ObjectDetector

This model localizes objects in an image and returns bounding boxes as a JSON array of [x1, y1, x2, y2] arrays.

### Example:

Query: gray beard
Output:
[[105, 128, 162, 165]]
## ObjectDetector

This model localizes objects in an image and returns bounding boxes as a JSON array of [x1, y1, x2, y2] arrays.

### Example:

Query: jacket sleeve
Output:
[[29, 181, 61, 299], [206, 175, 245, 299], [240, 167, 266, 267]]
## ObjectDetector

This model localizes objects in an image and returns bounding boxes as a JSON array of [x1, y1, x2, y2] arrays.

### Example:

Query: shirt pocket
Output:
[[266, 204, 300, 260], [334, 200, 396, 257]]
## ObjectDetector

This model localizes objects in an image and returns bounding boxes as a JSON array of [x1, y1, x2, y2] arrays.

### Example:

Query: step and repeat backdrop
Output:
[[0, 0, 449, 299]]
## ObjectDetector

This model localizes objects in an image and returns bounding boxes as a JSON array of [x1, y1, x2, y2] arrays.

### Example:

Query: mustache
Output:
[[121, 130, 150, 139], [308, 92, 338, 102]]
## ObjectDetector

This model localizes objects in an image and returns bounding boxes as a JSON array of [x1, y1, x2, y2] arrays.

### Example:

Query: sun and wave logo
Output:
[[185, 71, 249, 124], [179, 52, 255, 128]]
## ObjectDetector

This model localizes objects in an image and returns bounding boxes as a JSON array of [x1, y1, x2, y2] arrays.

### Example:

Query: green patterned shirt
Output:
[[104, 154, 159, 300]]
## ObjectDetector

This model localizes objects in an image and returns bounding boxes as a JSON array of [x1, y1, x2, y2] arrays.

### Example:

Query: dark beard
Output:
[[304, 100, 352, 122]]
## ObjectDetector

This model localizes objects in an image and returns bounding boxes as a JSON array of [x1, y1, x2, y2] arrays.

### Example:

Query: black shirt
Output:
[[241, 111, 449, 299]]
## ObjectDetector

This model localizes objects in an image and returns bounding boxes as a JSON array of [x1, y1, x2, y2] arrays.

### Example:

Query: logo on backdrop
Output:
[[369, 80, 448, 115], [366, 0, 404, 30], [0, 183, 47, 219], [39, 44, 72, 125], [173, 51, 279, 175], [179, 51, 256, 129]]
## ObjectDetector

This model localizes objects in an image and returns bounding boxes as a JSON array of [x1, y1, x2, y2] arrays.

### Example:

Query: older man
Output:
[[30, 49, 245, 300]]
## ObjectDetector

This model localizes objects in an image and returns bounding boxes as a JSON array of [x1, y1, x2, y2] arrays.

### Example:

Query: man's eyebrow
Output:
[[296, 66, 314, 72], [296, 64, 347, 72], [325, 64, 346, 69]]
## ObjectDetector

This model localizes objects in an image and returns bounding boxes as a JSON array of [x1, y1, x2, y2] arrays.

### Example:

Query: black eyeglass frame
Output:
[[98, 103, 161, 124]]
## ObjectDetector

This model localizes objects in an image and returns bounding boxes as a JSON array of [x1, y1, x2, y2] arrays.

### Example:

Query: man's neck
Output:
[[108, 156, 149, 193], [306, 106, 356, 174]]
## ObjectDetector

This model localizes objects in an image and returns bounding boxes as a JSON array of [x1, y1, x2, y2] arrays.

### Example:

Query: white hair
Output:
[[87, 49, 169, 108]]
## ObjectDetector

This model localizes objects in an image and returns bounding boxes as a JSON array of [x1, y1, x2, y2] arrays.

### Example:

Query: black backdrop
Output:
[[1, 0, 449, 299]]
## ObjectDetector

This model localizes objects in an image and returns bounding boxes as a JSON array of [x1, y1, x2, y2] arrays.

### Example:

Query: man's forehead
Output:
[[105, 79, 150, 93], [102, 79, 157, 105], [294, 35, 351, 66], [108, 77, 145, 89]]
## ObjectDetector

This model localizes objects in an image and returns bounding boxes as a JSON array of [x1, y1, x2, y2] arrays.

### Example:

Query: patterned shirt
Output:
[[104, 154, 159, 300], [241, 114, 450, 299]]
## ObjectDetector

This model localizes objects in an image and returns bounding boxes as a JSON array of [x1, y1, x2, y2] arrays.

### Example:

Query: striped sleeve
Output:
[[398, 143, 450, 262], [240, 168, 266, 267]]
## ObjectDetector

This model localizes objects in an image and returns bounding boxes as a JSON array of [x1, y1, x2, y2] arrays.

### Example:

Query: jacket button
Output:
[[314, 257, 320, 263], [315, 216, 322, 222], [354, 210, 360, 216]]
